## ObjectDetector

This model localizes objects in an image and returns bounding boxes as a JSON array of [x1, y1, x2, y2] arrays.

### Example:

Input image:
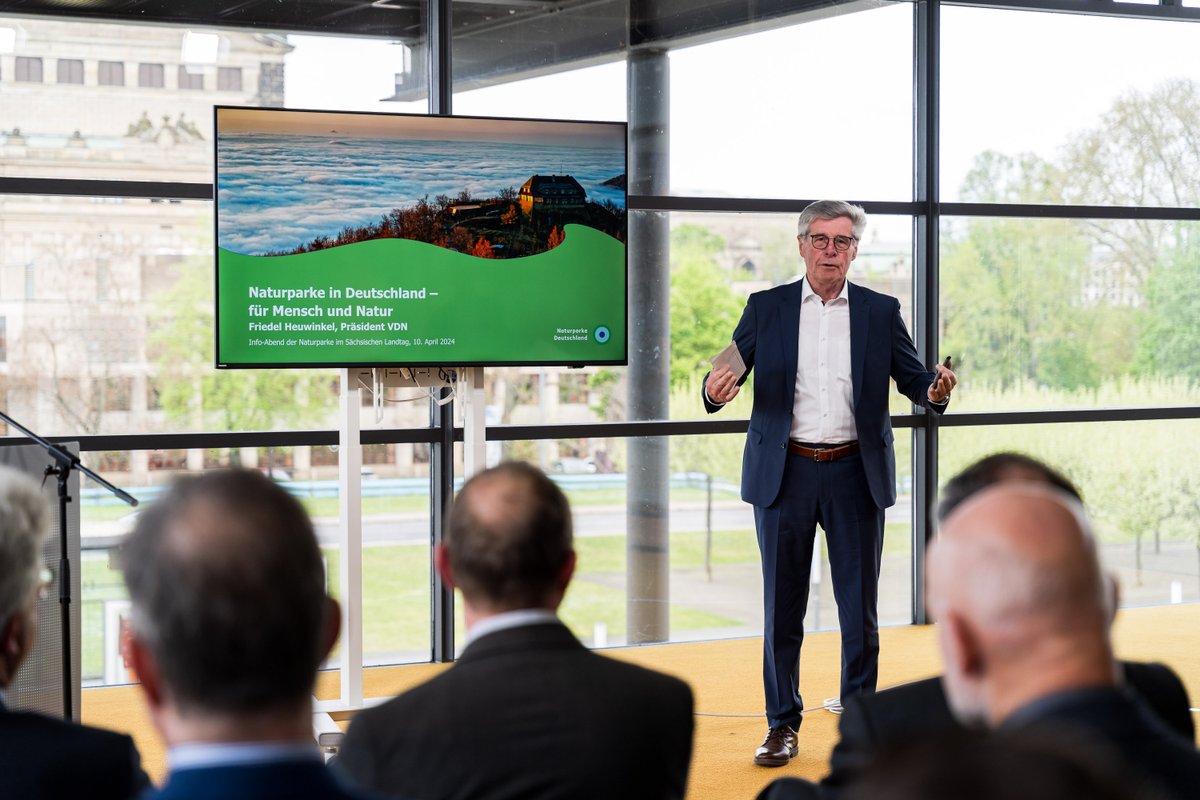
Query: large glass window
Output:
[[449, 440, 761, 653], [0, 17, 428, 183], [940, 420, 1200, 609], [80, 443, 431, 684], [466, 211, 915, 431], [454, 62, 626, 121], [313, 444, 434, 668], [941, 8, 1200, 206], [669, 3, 913, 200], [8, 1, 1200, 685], [449, 0, 625, 117], [0, 196, 346, 436], [284, 33, 427, 114], [940, 217, 1200, 411], [446, 424, 914, 657]]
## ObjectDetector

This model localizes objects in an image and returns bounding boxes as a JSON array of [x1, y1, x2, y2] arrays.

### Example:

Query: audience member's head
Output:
[[120, 469, 337, 738], [438, 461, 575, 617], [842, 729, 1140, 800], [937, 451, 1081, 523], [928, 484, 1115, 727], [0, 466, 50, 688]]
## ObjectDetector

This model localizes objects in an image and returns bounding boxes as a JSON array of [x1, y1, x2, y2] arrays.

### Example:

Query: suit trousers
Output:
[[754, 450, 885, 729]]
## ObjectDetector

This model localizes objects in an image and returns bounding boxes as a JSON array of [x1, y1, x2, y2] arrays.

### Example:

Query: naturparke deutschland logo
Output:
[[593, 325, 611, 344]]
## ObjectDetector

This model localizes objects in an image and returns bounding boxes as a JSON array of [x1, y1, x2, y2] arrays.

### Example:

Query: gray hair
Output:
[[0, 465, 50, 625], [797, 200, 868, 240], [120, 469, 329, 715]]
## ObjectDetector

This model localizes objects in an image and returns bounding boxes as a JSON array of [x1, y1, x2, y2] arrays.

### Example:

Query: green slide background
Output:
[[217, 224, 625, 365]]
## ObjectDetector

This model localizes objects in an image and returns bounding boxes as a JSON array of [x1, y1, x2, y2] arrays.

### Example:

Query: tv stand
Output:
[[320, 366, 486, 717], [349, 367, 456, 389]]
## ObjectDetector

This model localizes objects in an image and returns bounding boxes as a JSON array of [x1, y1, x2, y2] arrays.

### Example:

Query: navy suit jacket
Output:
[[143, 759, 378, 800], [0, 700, 150, 800], [705, 280, 944, 510]]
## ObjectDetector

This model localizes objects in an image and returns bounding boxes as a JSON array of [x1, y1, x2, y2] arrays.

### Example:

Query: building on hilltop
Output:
[[518, 174, 585, 214]]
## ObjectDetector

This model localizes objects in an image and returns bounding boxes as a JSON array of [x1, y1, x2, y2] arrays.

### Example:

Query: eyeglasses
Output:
[[804, 233, 857, 252]]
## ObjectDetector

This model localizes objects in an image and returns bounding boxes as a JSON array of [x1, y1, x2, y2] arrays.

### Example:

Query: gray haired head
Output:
[[0, 465, 49, 627], [797, 200, 867, 240]]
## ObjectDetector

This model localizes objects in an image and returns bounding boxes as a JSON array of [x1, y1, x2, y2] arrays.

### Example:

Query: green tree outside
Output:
[[943, 79, 1200, 395], [668, 223, 746, 390], [1135, 225, 1200, 384], [150, 256, 335, 436]]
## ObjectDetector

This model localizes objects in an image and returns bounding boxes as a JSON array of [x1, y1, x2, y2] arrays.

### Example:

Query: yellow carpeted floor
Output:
[[81, 603, 1200, 800]]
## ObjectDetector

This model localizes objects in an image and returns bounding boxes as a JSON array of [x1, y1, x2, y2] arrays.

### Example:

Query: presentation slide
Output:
[[214, 107, 627, 367], [216, 225, 623, 365]]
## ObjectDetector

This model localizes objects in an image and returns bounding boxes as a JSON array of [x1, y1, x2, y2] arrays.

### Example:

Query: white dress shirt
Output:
[[466, 608, 560, 646], [790, 278, 857, 443]]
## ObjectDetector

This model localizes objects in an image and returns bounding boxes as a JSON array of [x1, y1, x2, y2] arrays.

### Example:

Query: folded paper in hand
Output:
[[709, 341, 747, 381]]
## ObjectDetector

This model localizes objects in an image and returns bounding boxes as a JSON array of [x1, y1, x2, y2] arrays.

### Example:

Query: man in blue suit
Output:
[[120, 470, 377, 800], [704, 200, 955, 767]]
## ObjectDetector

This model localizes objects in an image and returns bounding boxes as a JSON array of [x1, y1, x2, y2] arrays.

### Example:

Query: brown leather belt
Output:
[[787, 441, 859, 462]]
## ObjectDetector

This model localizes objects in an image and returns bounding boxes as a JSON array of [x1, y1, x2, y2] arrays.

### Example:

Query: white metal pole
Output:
[[462, 367, 487, 479], [335, 368, 363, 709]]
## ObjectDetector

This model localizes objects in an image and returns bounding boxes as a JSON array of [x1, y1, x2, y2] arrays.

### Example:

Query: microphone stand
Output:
[[0, 410, 137, 721]]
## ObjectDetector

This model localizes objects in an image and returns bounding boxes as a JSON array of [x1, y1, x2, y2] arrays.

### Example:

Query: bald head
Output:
[[445, 462, 573, 612], [933, 484, 1108, 632], [929, 484, 1115, 725]]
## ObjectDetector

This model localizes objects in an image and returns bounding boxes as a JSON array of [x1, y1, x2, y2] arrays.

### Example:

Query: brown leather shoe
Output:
[[753, 725, 799, 767]]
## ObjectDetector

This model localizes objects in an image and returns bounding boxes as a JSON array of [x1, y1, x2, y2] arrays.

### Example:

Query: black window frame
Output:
[[0, 0, 1197, 663]]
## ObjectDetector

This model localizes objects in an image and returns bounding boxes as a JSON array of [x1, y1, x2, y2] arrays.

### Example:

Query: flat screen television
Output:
[[213, 106, 627, 368]]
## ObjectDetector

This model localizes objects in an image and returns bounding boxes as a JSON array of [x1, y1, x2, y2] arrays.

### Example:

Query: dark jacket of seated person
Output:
[[0, 698, 150, 800], [0, 462, 150, 800], [335, 462, 694, 800], [818, 660, 1194, 797], [337, 618, 694, 800]]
